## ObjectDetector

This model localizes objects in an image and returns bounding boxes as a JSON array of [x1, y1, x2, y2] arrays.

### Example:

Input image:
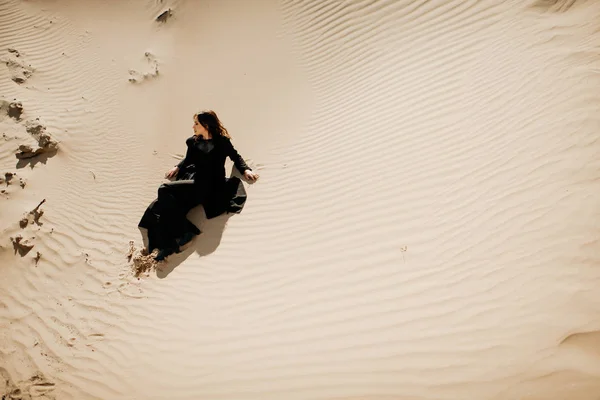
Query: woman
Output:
[[138, 110, 259, 261]]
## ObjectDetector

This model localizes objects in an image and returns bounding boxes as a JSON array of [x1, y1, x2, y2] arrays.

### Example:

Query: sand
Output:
[[1, 0, 600, 398]]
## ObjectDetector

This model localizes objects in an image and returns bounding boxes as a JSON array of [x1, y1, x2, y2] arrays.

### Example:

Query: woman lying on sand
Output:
[[138, 111, 259, 261]]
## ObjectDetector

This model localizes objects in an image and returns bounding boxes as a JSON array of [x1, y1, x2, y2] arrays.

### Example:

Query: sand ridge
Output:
[[1, 0, 600, 399]]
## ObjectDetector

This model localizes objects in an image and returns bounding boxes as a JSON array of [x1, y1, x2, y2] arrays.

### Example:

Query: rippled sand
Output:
[[1, 0, 600, 399]]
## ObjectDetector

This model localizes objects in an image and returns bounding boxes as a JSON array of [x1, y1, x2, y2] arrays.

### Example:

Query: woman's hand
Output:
[[165, 166, 179, 179], [244, 169, 259, 183]]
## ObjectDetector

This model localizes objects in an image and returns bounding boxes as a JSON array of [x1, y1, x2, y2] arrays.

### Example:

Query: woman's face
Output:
[[193, 117, 209, 136]]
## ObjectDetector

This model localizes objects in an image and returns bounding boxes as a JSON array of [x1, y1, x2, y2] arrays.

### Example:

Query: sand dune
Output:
[[1, 0, 600, 399]]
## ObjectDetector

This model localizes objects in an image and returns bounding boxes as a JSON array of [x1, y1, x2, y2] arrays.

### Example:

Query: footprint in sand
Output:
[[1, 48, 34, 84], [0, 100, 59, 164], [0, 368, 55, 399], [156, 8, 173, 23], [0, 171, 26, 199], [1, 171, 25, 190], [0, 99, 23, 121], [128, 52, 159, 83], [8, 199, 46, 261], [10, 234, 35, 256], [16, 119, 59, 164], [126, 240, 159, 278]]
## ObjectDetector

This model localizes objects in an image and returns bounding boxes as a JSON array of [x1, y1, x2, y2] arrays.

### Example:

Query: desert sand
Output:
[[1, 0, 600, 399]]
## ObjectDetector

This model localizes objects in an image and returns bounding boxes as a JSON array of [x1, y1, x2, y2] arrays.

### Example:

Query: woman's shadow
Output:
[[157, 208, 231, 278], [138, 168, 248, 278]]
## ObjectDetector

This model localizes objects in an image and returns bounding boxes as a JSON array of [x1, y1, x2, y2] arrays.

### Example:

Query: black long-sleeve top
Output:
[[176, 135, 251, 186]]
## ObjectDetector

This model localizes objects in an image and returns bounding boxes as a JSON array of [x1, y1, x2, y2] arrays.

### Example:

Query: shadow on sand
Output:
[[138, 205, 234, 279], [16, 148, 59, 169]]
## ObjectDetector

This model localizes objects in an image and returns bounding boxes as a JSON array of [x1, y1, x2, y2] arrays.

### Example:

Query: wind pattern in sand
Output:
[[1, 0, 600, 399]]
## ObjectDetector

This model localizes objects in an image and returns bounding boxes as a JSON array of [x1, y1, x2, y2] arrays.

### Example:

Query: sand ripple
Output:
[[1, 0, 600, 399]]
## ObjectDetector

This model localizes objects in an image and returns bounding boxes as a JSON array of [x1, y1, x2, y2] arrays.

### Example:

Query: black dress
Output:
[[138, 135, 251, 256]]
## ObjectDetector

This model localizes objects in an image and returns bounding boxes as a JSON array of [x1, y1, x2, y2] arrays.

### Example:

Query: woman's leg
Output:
[[173, 183, 205, 249], [154, 180, 196, 259], [154, 180, 205, 260]]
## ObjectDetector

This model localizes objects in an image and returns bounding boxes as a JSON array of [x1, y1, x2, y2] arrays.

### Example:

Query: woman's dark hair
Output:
[[195, 110, 231, 139]]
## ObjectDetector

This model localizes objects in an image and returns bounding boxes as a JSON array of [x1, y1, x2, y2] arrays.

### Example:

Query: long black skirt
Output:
[[138, 167, 247, 253]]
